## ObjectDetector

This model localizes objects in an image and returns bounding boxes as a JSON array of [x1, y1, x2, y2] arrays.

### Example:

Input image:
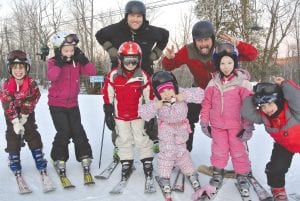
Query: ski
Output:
[[247, 176, 273, 201], [95, 160, 119, 179], [109, 174, 132, 194], [40, 171, 55, 193], [144, 176, 156, 193], [289, 193, 300, 201], [155, 176, 173, 201], [15, 174, 32, 194], [172, 170, 185, 192], [83, 172, 95, 185], [53, 164, 75, 189], [58, 174, 75, 189], [198, 165, 236, 179], [235, 183, 252, 201]]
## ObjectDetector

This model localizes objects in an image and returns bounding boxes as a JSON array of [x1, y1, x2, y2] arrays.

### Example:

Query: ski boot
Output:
[[121, 160, 133, 181], [142, 158, 156, 193], [81, 158, 94, 185], [157, 177, 172, 200], [187, 172, 201, 190], [209, 166, 224, 189], [271, 187, 288, 201], [8, 153, 22, 176], [31, 148, 48, 173], [54, 160, 67, 176], [236, 174, 250, 196]]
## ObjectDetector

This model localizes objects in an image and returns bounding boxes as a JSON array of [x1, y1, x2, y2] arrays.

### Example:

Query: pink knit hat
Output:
[[156, 81, 175, 93]]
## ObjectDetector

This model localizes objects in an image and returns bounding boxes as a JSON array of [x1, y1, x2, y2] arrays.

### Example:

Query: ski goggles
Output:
[[123, 57, 139, 66], [253, 93, 278, 106], [63, 34, 79, 45], [7, 50, 27, 63], [214, 42, 238, 56], [253, 83, 278, 94]]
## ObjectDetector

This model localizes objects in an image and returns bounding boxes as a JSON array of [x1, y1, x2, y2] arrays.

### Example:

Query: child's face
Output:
[[61, 45, 75, 60], [127, 13, 143, 30], [220, 56, 234, 76], [11, 64, 26, 79], [123, 56, 139, 71], [160, 88, 176, 102], [260, 102, 278, 117]]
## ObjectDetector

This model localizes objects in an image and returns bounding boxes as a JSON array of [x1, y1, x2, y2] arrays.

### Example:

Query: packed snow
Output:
[[0, 92, 299, 201]]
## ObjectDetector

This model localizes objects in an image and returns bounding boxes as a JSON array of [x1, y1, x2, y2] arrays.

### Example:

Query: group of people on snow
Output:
[[0, 1, 299, 201]]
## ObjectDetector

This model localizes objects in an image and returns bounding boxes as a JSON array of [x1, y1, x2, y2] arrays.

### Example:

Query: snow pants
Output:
[[158, 142, 194, 178], [115, 119, 153, 161], [5, 112, 43, 154], [186, 103, 201, 152], [210, 127, 251, 175], [265, 143, 294, 188], [49, 106, 92, 162]]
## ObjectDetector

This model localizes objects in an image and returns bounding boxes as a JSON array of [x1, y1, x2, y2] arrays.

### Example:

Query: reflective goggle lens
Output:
[[254, 83, 277, 94], [215, 43, 235, 54], [7, 50, 27, 62], [123, 57, 139, 66], [64, 34, 79, 45], [254, 93, 278, 106]]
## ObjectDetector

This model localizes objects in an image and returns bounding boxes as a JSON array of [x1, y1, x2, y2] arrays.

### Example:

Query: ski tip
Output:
[[94, 175, 108, 180]]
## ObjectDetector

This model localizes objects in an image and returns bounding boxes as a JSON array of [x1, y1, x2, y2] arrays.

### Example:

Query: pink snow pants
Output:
[[210, 127, 251, 175]]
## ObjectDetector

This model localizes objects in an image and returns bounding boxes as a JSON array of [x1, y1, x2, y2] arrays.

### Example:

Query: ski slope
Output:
[[0, 93, 299, 201]]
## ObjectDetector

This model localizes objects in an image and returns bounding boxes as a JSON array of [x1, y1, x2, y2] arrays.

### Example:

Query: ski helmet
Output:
[[152, 71, 178, 100], [253, 82, 284, 117], [7, 50, 31, 74], [118, 41, 142, 70], [192, 21, 215, 42], [51, 31, 79, 49], [212, 42, 239, 70], [125, 1, 146, 16]]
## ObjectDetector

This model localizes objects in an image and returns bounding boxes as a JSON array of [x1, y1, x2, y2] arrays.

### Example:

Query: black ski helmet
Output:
[[212, 42, 239, 71], [253, 82, 284, 117], [125, 1, 146, 20], [7, 50, 31, 75], [152, 71, 178, 100], [192, 21, 215, 42]]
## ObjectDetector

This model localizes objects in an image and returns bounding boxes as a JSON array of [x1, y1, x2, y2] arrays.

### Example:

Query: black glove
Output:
[[54, 48, 65, 67], [103, 104, 115, 131], [145, 118, 155, 132], [74, 47, 89, 65]]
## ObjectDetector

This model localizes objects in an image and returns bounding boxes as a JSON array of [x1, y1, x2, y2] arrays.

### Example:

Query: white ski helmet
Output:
[[51, 31, 79, 49]]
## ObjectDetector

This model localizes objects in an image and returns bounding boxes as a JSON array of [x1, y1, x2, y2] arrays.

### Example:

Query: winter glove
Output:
[[152, 140, 160, 153], [149, 47, 162, 62], [74, 47, 89, 65], [102, 41, 118, 59], [12, 118, 24, 135], [54, 48, 65, 67], [145, 118, 155, 132], [236, 125, 255, 142], [19, 114, 29, 125], [103, 104, 115, 131], [200, 121, 212, 138]]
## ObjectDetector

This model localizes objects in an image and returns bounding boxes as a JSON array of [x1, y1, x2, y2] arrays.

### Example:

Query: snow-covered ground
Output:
[[0, 93, 299, 201]]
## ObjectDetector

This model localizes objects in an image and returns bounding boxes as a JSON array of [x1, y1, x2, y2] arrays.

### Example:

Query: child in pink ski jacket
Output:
[[138, 70, 205, 200], [200, 42, 255, 196]]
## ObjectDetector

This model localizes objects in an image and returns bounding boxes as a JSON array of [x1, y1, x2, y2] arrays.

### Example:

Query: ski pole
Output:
[[98, 117, 106, 169]]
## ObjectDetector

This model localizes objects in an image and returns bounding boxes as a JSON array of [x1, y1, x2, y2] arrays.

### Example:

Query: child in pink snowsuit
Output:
[[138, 70, 205, 200], [200, 42, 255, 196]]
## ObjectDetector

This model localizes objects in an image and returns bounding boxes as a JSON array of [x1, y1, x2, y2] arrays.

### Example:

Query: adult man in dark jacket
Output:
[[95, 0, 169, 76], [95, 1, 169, 157], [162, 20, 258, 152]]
